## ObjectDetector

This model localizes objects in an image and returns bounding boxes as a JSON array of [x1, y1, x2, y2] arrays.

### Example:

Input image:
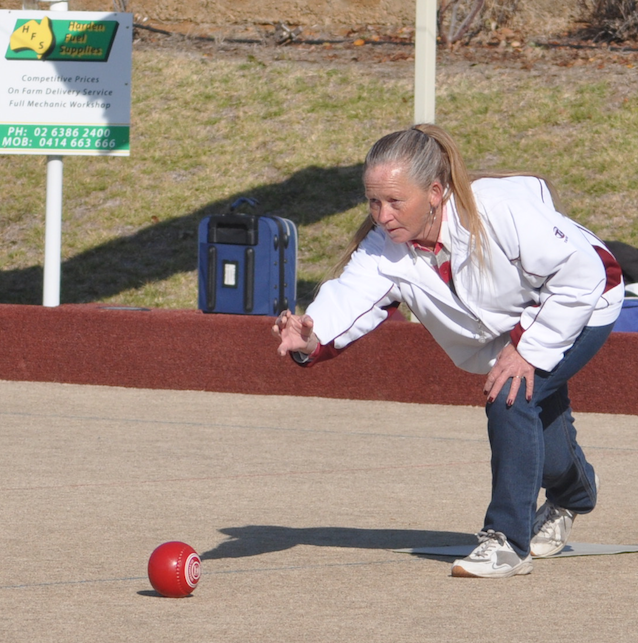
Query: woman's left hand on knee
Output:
[[484, 343, 535, 405]]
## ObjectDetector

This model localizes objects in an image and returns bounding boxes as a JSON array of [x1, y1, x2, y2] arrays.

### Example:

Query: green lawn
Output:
[[1, 45, 636, 309]]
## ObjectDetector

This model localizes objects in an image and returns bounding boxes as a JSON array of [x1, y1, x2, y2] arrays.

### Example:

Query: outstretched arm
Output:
[[272, 310, 319, 357]]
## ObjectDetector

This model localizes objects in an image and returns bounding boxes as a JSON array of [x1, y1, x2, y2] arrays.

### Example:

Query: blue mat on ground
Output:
[[395, 543, 638, 558]]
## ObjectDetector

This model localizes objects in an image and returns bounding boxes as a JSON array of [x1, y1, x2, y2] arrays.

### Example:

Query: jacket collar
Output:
[[377, 194, 473, 282]]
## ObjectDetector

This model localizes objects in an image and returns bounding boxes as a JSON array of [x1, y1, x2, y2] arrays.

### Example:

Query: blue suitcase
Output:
[[198, 200, 297, 315], [613, 298, 638, 332]]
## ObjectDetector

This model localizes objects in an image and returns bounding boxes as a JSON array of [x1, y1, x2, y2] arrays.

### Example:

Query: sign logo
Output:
[[6, 17, 118, 62]]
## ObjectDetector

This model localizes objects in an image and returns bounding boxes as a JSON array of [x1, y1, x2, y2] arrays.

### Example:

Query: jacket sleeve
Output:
[[487, 185, 608, 371], [306, 226, 402, 349]]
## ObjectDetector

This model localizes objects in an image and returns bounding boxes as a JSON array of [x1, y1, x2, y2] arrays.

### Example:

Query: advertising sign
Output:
[[0, 10, 132, 156]]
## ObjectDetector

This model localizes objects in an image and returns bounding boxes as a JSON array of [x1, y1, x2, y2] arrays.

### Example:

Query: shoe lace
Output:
[[533, 503, 556, 533], [533, 503, 573, 536], [472, 529, 507, 558]]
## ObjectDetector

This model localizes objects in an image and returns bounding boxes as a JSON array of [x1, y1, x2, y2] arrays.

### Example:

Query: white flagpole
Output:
[[413, 0, 437, 124]]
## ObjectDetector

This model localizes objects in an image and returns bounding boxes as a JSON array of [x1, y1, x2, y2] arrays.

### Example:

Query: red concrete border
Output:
[[0, 304, 635, 414]]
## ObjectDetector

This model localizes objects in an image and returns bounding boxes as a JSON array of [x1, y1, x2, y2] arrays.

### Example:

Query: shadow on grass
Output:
[[200, 526, 476, 560], [0, 163, 365, 307]]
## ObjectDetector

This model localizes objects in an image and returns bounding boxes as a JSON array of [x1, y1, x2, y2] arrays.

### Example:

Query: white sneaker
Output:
[[529, 502, 575, 557], [451, 530, 533, 578], [530, 474, 599, 558]]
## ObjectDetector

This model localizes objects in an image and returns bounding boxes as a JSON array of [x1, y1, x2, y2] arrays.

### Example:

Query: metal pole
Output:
[[39, 1, 69, 10], [414, 0, 437, 124], [24, 0, 69, 305], [43, 156, 64, 306]]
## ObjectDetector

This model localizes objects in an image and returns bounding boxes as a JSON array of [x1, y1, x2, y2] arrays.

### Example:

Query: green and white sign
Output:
[[0, 10, 132, 156]]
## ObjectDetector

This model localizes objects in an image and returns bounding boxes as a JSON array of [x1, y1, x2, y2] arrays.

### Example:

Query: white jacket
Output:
[[307, 176, 624, 374]]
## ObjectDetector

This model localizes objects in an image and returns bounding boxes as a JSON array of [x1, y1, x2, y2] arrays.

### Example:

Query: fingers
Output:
[[484, 344, 535, 405], [484, 373, 532, 406], [299, 314, 314, 338], [272, 310, 291, 355], [272, 309, 292, 336], [483, 372, 507, 403], [505, 375, 523, 407], [276, 309, 292, 328], [272, 310, 318, 357], [525, 374, 534, 401], [506, 373, 534, 406]]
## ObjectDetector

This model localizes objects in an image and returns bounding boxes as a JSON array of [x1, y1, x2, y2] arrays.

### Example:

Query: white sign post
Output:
[[34, 0, 65, 308], [0, 4, 132, 306], [414, 0, 437, 124], [45, 151, 63, 307]]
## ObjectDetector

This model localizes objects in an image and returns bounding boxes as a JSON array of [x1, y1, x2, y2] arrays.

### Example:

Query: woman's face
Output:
[[364, 163, 442, 247]]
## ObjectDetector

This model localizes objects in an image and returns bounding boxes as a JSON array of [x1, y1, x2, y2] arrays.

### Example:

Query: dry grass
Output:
[[1, 40, 637, 310], [487, 0, 582, 34], [436, 58, 638, 239]]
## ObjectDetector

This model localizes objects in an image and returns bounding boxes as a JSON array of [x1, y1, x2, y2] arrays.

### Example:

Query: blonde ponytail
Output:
[[331, 123, 487, 277], [414, 124, 487, 267], [329, 124, 562, 280]]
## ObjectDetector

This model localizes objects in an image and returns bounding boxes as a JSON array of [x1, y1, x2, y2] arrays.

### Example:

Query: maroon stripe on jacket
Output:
[[510, 245, 623, 347], [594, 245, 623, 293]]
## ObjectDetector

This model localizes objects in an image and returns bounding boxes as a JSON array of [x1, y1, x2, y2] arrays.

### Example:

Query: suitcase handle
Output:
[[208, 215, 259, 245], [230, 197, 259, 211], [273, 231, 290, 251]]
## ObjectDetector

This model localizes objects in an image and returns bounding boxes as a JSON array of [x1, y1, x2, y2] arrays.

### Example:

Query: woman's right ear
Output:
[[429, 180, 444, 209]]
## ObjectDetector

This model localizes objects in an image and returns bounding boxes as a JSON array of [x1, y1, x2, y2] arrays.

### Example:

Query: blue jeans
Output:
[[483, 324, 615, 557]]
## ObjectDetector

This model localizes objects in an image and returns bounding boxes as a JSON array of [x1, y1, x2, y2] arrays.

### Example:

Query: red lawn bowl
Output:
[[147, 541, 201, 597]]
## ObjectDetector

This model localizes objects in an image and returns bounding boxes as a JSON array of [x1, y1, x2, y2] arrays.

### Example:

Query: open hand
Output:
[[272, 310, 319, 357]]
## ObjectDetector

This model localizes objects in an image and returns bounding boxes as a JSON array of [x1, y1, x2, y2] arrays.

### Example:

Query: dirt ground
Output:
[[130, 17, 638, 78], [5, 0, 638, 71], [4, 0, 580, 32]]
